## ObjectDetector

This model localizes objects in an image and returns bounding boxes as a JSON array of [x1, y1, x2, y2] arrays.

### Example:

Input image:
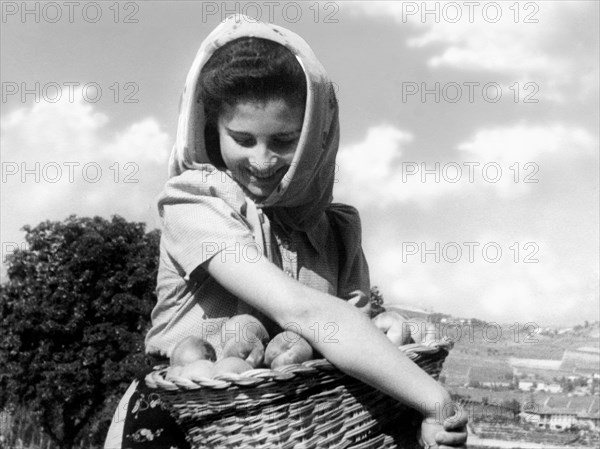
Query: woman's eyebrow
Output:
[[225, 128, 251, 136], [225, 128, 301, 137], [273, 129, 302, 137]]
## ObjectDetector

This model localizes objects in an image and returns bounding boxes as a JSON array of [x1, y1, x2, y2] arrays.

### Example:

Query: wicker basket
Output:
[[145, 339, 452, 449]]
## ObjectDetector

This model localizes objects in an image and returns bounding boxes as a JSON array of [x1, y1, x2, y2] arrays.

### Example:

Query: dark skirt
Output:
[[119, 369, 190, 449]]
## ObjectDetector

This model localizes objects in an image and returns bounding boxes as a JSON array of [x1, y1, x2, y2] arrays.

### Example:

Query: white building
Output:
[[522, 408, 578, 430], [518, 380, 534, 391]]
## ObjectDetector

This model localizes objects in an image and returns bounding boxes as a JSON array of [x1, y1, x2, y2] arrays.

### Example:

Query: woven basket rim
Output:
[[145, 338, 453, 392]]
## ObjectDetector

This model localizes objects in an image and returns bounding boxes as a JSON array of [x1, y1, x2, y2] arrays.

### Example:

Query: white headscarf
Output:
[[168, 14, 340, 233]]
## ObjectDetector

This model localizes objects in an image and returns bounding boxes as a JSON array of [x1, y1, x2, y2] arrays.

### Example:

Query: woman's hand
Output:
[[418, 406, 468, 449]]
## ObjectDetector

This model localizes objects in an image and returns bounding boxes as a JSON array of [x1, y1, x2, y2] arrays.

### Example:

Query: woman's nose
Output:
[[250, 142, 277, 168]]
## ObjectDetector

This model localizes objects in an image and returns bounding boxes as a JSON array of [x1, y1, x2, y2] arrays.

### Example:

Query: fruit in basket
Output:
[[213, 356, 253, 375], [165, 365, 185, 381], [179, 360, 216, 381], [372, 311, 413, 346], [265, 331, 313, 369], [221, 338, 265, 368], [170, 336, 217, 366], [221, 314, 270, 346]]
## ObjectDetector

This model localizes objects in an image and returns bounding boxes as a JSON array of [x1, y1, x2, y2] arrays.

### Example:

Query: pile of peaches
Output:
[[165, 310, 423, 381]]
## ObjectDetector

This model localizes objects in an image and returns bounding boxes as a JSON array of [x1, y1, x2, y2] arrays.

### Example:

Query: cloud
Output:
[[335, 124, 467, 208], [103, 119, 170, 164], [336, 122, 596, 207], [336, 121, 598, 326], [1, 95, 170, 164], [455, 122, 597, 198], [343, 1, 598, 103], [1, 90, 170, 259], [457, 123, 596, 163], [335, 124, 413, 206], [370, 235, 598, 326]]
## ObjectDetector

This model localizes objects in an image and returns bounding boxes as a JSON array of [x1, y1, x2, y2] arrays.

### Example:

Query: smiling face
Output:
[[217, 98, 304, 202]]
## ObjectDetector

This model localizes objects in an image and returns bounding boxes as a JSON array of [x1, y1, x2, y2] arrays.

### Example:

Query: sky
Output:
[[1, 1, 598, 327]]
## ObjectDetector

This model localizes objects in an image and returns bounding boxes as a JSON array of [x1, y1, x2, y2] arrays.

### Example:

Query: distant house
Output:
[[518, 380, 534, 391], [546, 383, 562, 393], [534, 382, 562, 393], [572, 386, 592, 396], [522, 408, 578, 430], [482, 380, 512, 388], [522, 395, 600, 430]]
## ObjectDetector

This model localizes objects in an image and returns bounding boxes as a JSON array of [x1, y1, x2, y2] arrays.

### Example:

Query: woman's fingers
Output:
[[444, 407, 469, 430], [435, 428, 468, 446]]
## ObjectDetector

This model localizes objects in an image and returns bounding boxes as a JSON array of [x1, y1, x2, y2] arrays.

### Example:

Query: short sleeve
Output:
[[325, 203, 371, 299], [157, 168, 255, 279]]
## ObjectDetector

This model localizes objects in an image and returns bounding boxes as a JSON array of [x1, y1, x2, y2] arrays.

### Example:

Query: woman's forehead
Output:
[[219, 99, 304, 133]]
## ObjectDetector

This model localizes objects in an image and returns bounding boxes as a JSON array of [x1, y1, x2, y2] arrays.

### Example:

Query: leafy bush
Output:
[[0, 215, 160, 449]]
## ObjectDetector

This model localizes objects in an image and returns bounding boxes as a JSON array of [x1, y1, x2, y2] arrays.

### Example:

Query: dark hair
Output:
[[199, 37, 307, 168]]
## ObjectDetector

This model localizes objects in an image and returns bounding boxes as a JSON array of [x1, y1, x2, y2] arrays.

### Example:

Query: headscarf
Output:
[[168, 14, 339, 234]]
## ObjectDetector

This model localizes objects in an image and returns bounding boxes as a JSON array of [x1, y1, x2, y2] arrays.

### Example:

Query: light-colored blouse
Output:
[[145, 167, 370, 357]]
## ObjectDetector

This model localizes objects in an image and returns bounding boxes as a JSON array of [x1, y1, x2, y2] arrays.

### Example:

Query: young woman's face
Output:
[[217, 98, 304, 201]]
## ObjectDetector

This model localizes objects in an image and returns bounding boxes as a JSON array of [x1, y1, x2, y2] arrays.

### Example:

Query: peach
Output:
[[179, 360, 216, 381], [372, 311, 413, 346], [265, 331, 313, 369], [170, 336, 217, 366], [213, 357, 253, 375], [165, 365, 184, 381], [221, 338, 265, 368]]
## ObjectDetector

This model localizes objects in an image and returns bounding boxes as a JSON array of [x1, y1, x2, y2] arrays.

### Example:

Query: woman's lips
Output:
[[247, 166, 287, 183]]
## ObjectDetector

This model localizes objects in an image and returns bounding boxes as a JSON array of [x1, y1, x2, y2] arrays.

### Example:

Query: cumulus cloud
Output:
[[457, 123, 596, 162], [1, 96, 170, 164], [1, 91, 170, 260], [103, 119, 170, 164], [455, 123, 597, 198], [335, 124, 470, 207], [336, 122, 596, 206], [335, 124, 413, 205], [343, 1, 598, 103], [370, 234, 597, 325], [336, 121, 597, 325]]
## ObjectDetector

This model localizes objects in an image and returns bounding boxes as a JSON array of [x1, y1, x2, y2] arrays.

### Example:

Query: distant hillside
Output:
[[434, 319, 599, 386], [561, 348, 600, 373]]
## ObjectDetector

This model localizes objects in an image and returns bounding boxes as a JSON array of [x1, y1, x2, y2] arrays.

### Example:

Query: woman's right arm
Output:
[[203, 245, 457, 423]]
